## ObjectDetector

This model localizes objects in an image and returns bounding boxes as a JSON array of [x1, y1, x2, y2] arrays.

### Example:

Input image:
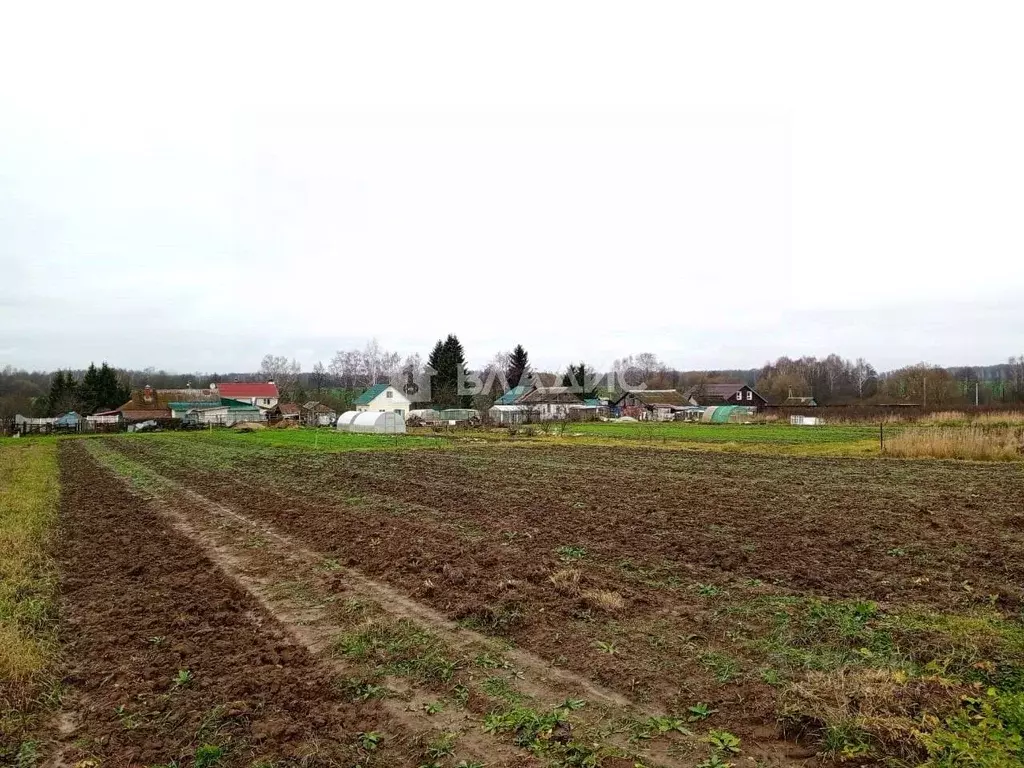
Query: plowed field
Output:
[[34, 434, 1024, 767]]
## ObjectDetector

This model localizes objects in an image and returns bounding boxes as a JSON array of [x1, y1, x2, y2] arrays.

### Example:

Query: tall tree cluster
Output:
[[328, 339, 405, 389], [755, 355, 879, 405], [78, 362, 132, 414], [427, 334, 469, 407], [30, 363, 131, 416], [562, 362, 599, 399]]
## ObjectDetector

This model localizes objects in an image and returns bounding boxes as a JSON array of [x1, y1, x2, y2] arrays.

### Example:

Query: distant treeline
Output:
[[3, 351, 1024, 426]]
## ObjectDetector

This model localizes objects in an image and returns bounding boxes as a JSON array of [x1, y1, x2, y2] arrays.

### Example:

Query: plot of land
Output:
[[6, 432, 1024, 766]]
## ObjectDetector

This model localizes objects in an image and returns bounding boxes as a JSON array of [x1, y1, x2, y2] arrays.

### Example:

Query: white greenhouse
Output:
[[336, 410, 406, 434]]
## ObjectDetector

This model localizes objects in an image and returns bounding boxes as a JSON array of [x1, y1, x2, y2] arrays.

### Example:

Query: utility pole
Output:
[[975, 381, 979, 407]]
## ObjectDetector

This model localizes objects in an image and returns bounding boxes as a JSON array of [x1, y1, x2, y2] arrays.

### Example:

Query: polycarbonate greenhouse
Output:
[[336, 410, 406, 434]]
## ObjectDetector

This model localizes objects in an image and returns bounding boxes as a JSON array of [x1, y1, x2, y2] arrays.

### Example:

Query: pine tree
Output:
[[506, 344, 530, 389]]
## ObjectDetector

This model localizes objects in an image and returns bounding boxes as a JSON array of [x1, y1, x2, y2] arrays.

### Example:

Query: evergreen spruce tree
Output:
[[79, 363, 101, 415], [505, 344, 530, 389], [46, 370, 80, 415], [427, 334, 469, 407], [96, 363, 131, 411]]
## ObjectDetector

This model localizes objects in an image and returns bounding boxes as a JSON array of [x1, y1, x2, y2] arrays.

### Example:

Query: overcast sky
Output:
[[2, 3, 1022, 374]]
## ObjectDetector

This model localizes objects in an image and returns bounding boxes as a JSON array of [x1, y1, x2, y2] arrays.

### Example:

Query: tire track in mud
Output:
[[86, 440, 700, 768], [51, 441, 425, 768]]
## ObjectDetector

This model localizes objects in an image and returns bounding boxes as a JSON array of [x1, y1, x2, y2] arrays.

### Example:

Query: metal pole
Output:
[[880, 422, 884, 453]]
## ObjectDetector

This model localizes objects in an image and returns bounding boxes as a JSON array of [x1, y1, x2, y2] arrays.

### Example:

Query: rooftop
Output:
[[216, 382, 279, 398], [518, 386, 584, 405], [495, 384, 531, 405], [354, 383, 391, 405]]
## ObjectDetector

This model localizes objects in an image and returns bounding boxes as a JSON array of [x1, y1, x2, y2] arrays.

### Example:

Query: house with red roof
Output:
[[212, 381, 280, 410]]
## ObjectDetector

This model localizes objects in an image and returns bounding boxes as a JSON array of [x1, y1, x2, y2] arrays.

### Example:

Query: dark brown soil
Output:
[[102, 438, 1024, 757], [50, 441, 421, 767]]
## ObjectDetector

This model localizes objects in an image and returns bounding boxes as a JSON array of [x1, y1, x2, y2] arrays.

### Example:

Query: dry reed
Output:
[[884, 426, 1022, 461]]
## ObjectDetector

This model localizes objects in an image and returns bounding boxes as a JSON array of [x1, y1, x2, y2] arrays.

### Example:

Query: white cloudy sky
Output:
[[1, 2, 1022, 373]]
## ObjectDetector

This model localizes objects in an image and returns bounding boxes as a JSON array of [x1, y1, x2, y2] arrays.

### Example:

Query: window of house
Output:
[[746, 390, 752, 401], [736, 391, 743, 401], [386, 390, 393, 398]]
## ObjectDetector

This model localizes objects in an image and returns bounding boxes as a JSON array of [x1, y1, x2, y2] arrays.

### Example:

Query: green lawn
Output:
[[567, 420, 881, 445], [0, 440, 60, 762], [131, 427, 447, 453]]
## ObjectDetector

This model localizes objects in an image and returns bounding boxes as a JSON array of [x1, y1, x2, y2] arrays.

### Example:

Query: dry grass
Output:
[[781, 667, 966, 760], [884, 426, 1022, 461], [582, 589, 625, 612], [918, 410, 968, 425], [918, 411, 1024, 427], [548, 568, 582, 597], [973, 410, 1024, 426]]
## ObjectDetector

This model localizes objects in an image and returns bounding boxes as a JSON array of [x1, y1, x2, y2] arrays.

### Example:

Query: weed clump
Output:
[[582, 589, 624, 613]]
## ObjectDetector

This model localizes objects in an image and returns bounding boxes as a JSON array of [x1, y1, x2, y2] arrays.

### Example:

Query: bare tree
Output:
[[259, 354, 301, 401], [311, 361, 328, 395]]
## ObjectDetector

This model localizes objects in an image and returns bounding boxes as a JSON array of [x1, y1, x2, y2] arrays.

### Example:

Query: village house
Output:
[[613, 389, 691, 421], [685, 382, 769, 410], [116, 385, 219, 422], [213, 381, 279, 410], [354, 383, 411, 418], [517, 386, 584, 420], [116, 385, 261, 425]]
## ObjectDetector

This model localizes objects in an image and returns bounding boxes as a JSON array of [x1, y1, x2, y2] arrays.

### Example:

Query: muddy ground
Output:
[[88, 436, 1024, 764], [49, 441, 425, 767]]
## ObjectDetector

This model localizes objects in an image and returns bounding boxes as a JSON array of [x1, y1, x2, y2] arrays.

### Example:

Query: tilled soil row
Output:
[[48, 441, 423, 767], [115, 440, 1024, 612], [102, 440, 842, 757], [85, 440, 705, 768]]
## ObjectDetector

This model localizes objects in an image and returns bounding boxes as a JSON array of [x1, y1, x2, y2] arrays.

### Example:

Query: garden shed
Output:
[[336, 410, 406, 434]]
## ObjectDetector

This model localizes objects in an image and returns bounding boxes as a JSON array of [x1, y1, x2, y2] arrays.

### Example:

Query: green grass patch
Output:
[[0, 441, 60, 762], [333, 618, 460, 685], [729, 594, 1024, 763], [143, 427, 446, 453], [568, 421, 880, 449], [920, 688, 1024, 767]]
